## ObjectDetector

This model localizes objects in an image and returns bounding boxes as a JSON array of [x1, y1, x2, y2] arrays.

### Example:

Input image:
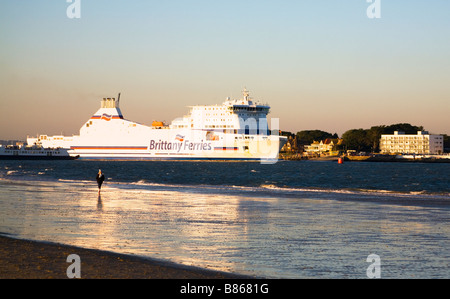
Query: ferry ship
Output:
[[0, 144, 77, 160], [27, 90, 287, 161]]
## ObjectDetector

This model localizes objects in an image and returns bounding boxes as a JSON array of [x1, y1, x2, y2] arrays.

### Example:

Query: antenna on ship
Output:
[[117, 92, 121, 107], [243, 87, 250, 101]]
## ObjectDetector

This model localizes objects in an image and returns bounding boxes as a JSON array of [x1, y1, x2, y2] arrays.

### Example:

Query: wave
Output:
[[114, 180, 450, 201], [57, 179, 94, 185], [1, 175, 449, 203], [257, 183, 449, 199]]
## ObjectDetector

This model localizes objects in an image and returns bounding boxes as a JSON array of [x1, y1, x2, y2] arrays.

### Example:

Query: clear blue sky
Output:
[[1, 0, 449, 139]]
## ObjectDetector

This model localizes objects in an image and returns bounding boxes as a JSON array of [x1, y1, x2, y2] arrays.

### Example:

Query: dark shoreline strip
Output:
[[0, 235, 252, 279]]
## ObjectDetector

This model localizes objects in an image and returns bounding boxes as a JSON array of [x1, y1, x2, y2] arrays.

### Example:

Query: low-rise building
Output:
[[304, 138, 342, 156], [379, 131, 444, 155]]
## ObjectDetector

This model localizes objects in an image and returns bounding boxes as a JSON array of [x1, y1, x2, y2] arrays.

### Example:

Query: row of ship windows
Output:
[[203, 115, 262, 122], [195, 107, 267, 111], [231, 107, 268, 112], [201, 113, 262, 118], [173, 124, 235, 129], [205, 125, 235, 128], [204, 112, 264, 116], [204, 113, 232, 116], [205, 118, 232, 122], [194, 107, 226, 110], [3, 151, 59, 154]]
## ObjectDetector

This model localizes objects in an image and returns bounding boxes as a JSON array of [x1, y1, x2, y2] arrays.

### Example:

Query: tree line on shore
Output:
[[281, 123, 450, 153]]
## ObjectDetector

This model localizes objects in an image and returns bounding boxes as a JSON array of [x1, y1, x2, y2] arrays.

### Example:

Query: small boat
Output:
[[0, 144, 78, 160]]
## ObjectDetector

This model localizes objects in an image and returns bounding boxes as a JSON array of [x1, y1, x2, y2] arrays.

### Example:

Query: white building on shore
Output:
[[380, 131, 444, 155]]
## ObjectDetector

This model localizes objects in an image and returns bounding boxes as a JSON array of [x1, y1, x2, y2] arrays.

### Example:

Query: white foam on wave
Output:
[[256, 184, 450, 201], [112, 180, 450, 201], [58, 178, 93, 184], [4, 175, 446, 202]]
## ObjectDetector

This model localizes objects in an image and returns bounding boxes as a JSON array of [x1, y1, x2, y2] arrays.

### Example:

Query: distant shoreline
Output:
[[279, 153, 450, 163]]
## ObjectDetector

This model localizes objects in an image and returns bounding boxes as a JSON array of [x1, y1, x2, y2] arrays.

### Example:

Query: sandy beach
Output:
[[0, 235, 250, 279]]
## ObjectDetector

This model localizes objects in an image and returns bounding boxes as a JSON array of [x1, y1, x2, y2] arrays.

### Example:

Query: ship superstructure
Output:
[[27, 90, 286, 161]]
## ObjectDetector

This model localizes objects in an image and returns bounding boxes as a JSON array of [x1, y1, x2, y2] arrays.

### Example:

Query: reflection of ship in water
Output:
[[0, 144, 77, 160], [27, 89, 287, 160]]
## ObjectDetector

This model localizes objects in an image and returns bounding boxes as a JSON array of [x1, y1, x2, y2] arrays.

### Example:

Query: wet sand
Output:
[[1, 177, 449, 279], [0, 235, 250, 279]]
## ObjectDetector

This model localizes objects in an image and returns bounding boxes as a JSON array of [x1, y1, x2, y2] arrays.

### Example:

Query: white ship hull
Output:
[[68, 135, 283, 161], [0, 145, 76, 160], [28, 90, 287, 161]]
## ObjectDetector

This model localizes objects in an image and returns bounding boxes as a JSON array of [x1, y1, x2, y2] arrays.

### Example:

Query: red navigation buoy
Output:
[[338, 158, 343, 164]]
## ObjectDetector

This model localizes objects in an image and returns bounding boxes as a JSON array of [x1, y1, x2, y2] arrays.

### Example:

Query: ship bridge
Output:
[[224, 89, 270, 114], [170, 89, 271, 135]]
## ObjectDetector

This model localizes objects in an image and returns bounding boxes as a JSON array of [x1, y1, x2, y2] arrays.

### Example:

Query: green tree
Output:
[[342, 129, 371, 152], [280, 131, 295, 138], [443, 134, 450, 153], [383, 123, 424, 134], [296, 130, 335, 145], [366, 125, 385, 152]]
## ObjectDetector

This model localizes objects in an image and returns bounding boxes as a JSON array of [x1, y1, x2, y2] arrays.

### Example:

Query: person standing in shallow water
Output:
[[96, 169, 105, 194]]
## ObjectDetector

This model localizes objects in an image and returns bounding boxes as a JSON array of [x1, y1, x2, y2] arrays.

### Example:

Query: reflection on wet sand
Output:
[[0, 179, 449, 278], [97, 194, 103, 211]]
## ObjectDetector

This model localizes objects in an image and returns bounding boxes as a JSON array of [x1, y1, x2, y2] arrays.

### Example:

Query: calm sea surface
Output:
[[0, 160, 449, 278]]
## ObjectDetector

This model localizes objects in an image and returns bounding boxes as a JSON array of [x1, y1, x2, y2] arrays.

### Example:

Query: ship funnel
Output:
[[101, 97, 118, 108]]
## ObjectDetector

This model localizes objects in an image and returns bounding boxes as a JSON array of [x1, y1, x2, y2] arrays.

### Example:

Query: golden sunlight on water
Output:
[[1, 179, 449, 278]]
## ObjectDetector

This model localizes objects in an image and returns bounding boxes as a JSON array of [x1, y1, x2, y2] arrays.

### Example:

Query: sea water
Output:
[[0, 160, 449, 278]]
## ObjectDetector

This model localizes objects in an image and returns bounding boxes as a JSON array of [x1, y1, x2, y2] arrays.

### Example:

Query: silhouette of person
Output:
[[96, 169, 105, 194]]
